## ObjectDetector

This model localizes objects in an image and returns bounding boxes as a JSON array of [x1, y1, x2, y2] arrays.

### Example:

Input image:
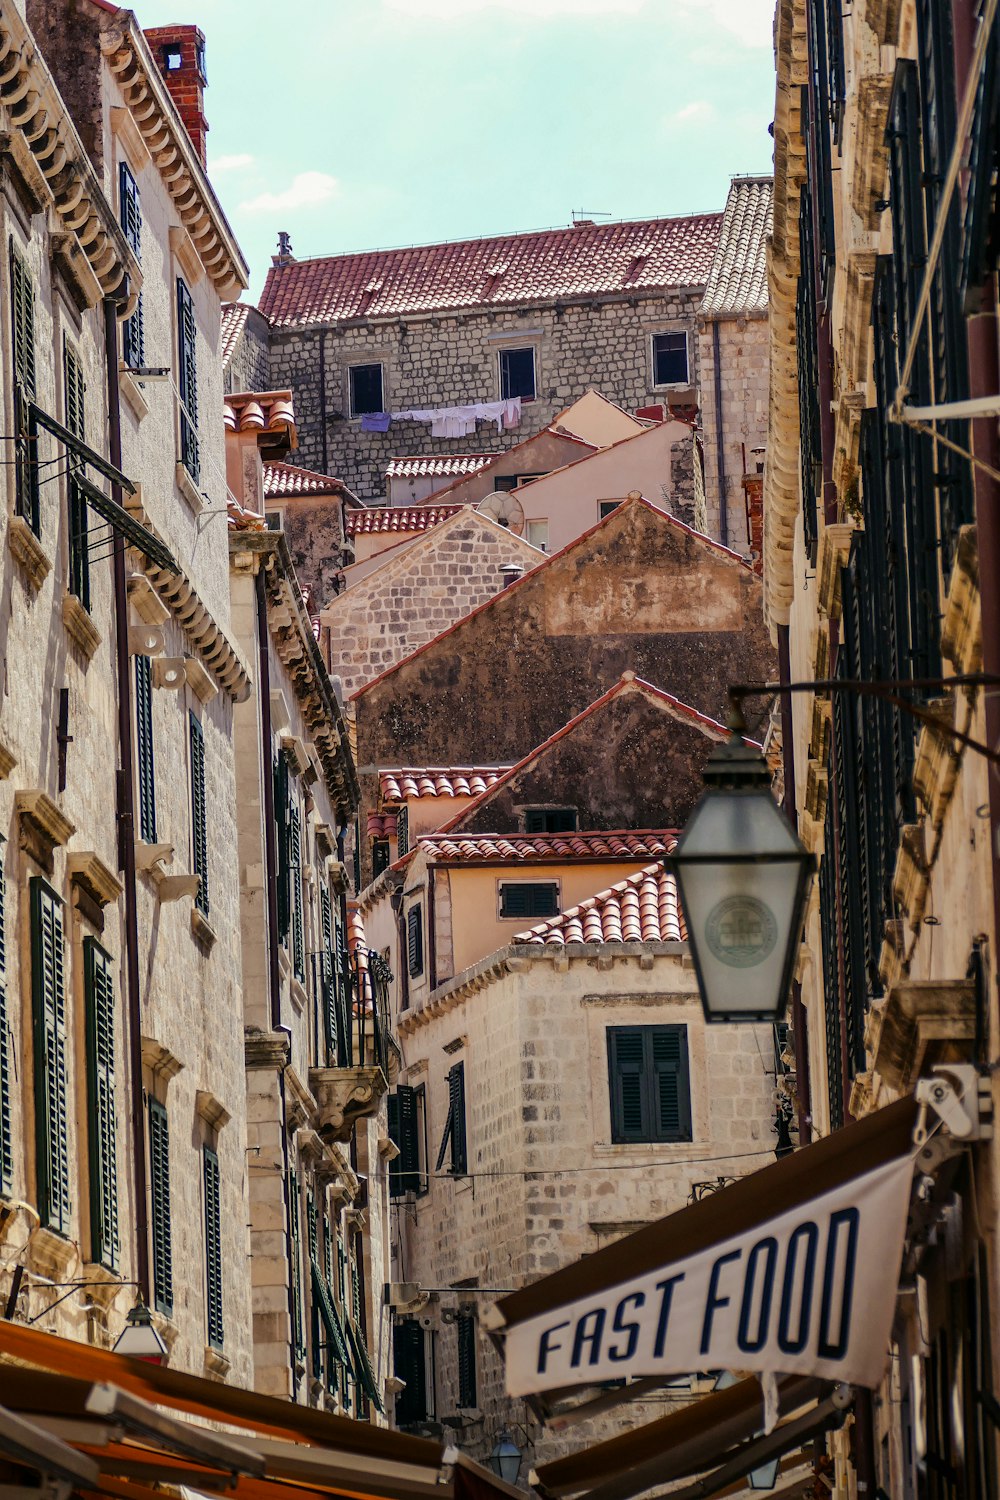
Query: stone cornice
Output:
[[0, 8, 139, 311], [99, 16, 247, 299], [67, 851, 123, 908], [244, 1028, 291, 1070]]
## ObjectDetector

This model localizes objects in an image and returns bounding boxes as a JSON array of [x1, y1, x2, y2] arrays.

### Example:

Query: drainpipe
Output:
[[255, 563, 297, 1391], [103, 297, 150, 1306], [778, 625, 812, 1143], [711, 320, 728, 547], [318, 330, 329, 477]]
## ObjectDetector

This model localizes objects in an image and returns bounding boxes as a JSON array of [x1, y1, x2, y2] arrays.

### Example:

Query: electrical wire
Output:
[[381, 1145, 776, 1186]]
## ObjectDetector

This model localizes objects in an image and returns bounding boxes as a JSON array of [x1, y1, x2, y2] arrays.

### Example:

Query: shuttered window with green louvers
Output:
[[0, 843, 11, 1193], [31, 879, 70, 1232], [274, 753, 291, 940], [148, 1097, 173, 1315], [393, 1320, 427, 1426], [457, 1311, 477, 1409], [135, 654, 157, 843], [288, 1170, 305, 1361], [176, 278, 199, 482], [396, 806, 409, 859], [64, 341, 90, 610], [407, 905, 423, 978], [435, 1062, 467, 1175], [290, 801, 305, 982], [387, 1085, 421, 1197], [11, 240, 38, 533], [84, 939, 119, 1270], [606, 1026, 691, 1144], [189, 713, 209, 915], [204, 1146, 223, 1350], [119, 162, 145, 371]]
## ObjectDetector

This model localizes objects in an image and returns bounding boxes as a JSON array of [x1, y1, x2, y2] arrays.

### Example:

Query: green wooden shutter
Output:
[[148, 1097, 173, 1315], [388, 1086, 419, 1196], [456, 1311, 477, 1409], [63, 341, 90, 610], [393, 1320, 427, 1426], [274, 755, 290, 940], [607, 1028, 647, 1143], [396, 807, 409, 859], [30, 879, 70, 1233], [608, 1027, 691, 1144], [204, 1146, 223, 1350], [435, 1063, 467, 1175], [290, 801, 304, 982], [10, 240, 38, 534], [407, 906, 423, 978], [651, 1027, 691, 1141], [135, 654, 157, 843], [176, 277, 199, 481], [288, 1170, 305, 1360], [0, 846, 10, 1191], [84, 939, 119, 1270], [119, 162, 145, 370], [189, 712, 209, 915]]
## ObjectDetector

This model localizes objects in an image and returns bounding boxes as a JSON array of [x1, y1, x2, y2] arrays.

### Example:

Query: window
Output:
[[407, 905, 424, 978], [10, 240, 38, 532], [394, 1320, 428, 1426], [119, 163, 145, 371], [496, 473, 545, 493], [349, 363, 384, 417], [176, 278, 199, 482], [388, 1082, 429, 1196], [524, 808, 577, 834], [525, 519, 549, 551], [148, 1096, 173, 1315], [319, 1212, 352, 1395], [288, 1170, 305, 1360], [499, 882, 559, 920], [372, 838, 390, 880], [0, 843, 10, 1193], [189, 713, 209, 915], [64, 342, 89, 610], [435, 1062, 467, 1175], [203, 1146, 223, 1350], [396, 807, 409, 859], [457, 1312, 477, 1409], [30, 879, 70, 1233], [499, 346, 536, 401], [135, 655, 157, 843], [163, 43, 182, 69], [265, 511, 283, 531], [599, 500, 622, 519], [84, 938, 119, 1271], [289, 800, 304, 982], [606, 1026, 692, 1144], [652, 331, 689, 387], [274, 753, 291, 941]]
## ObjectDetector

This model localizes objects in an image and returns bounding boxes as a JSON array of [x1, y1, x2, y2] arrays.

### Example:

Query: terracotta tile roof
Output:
[[220, 301, 252, 367], [263, 460, 349, 499], [346, 504, 467, 536], [380, 767, 513, 803], [418, 426, 596, 504], [259, 215, 723, 327], [417, 831, 673, 864], [514, 862, 684, 945], [386, 455, 494, 481], [224, 389, 296, 436], [700, 176, 773, 318]]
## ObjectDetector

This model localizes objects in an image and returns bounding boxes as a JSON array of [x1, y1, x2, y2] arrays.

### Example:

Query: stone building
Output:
[[761, 0, 1000, 1491], [222, 300, 272, 396], [258, 215, 724, 505]]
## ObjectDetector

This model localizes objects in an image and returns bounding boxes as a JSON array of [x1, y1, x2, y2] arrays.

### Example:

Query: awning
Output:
[[493, 1096, 918, 1413]]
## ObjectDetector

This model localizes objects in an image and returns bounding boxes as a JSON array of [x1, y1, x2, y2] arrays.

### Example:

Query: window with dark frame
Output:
[[394, 1320, 428, 1426], [119, 162, 145, 371], [135, 654, 157, 843], [388, 1082, 429, 1196], [372, 839, 391, 880], [10, 239, 38, 533], [176, 277, 200, 482], [349, 363, 384, 417], [203, 1145, 224, 1351], [407, 905, 424, 977], [652, 331, 689, 387], [189, 712, 209, 916], [0, 842, 11, 1195], [148, 1096, 173, 1315], [84, 937, 119, 1271], [499, 881, 560, 920], [599, 500, 623, 519], [30, 878, 70, 1233], [499, 346, 536, 401], [435, 1062, 467, 1175], [64, 341, 89, 611], [606, 1026, 692, 1144], [524, 808, 577, 834], [456, 1311, 477, 1409]]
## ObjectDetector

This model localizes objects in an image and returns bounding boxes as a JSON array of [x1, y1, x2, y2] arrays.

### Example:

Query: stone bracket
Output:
[[309, 1066, 388, 1144], [867, 979, 977, 1093]]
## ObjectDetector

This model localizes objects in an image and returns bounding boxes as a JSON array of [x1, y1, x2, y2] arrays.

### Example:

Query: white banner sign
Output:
[[505, 1153, 913, 1395]]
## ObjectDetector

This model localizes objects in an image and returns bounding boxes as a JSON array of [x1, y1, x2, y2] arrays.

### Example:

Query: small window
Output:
[[524, 808, 577, 834], [435, 1061, 467, 1174], [599, 500, 623, 519], [499, 881, 560, 920], [394, 1319, 429, 1426], [163, 44, 183, 70], [499, 346, 536, 401], [652, 331, 689, 387], [350, 363, 384, 417], [265, 511, 283, 531], [525, 519, 549, 551], [607, 1026, 692, 1144], [457, 1311, 477, 1408], [372, 839, 391, 879], [407, 905, 424, 977], [387, 1082, 429, 1196]]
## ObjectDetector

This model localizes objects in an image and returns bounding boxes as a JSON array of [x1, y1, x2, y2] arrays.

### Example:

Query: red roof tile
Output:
[[417, 425, 595, 504], [263, 461, 350, 499], [386, 455, 494, 481], [259, 216, 723, 327], [380, 766, 512, 803], [417, 831, 673, 864], [347, 504, 467, 536], [224, 389, 296, 436], [220, 301, 252, 367], [514, 862, 684, 945], [700, 176, 773, 318]]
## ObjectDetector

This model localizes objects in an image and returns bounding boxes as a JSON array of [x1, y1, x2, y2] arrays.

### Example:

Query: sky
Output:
[[132, 0, 777, 304]]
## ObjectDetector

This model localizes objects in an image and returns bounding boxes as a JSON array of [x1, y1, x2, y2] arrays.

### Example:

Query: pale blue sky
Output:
[[133, 0, 776, 303]]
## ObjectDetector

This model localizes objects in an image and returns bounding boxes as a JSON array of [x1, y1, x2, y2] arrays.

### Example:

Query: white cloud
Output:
[[239, 171, 340, 215], [209, 152, 255, 174], [386, 0, 644, 14], [668, 100, 715, 125], [681, 0, 772, 47]]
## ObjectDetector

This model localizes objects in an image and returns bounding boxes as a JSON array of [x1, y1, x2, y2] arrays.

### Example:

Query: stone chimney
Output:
[[143, 25, 208, 164]]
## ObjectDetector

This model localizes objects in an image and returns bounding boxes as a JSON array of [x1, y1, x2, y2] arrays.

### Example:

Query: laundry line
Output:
[[360, 395, 521, 436]]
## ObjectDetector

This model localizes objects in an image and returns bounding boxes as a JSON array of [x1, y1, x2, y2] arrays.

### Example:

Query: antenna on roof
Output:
[[572, 209, 612, 225]]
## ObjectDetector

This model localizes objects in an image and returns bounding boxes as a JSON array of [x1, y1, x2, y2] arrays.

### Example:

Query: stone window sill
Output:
[[62, 592, 101, 662], [191, 904, 217, 951], [289, 975, 308, 1013], [204, 1345, 231, 1380], [175, 461, 205, 513], [119, 366, 150, 423], [9, 515, 51, 591]]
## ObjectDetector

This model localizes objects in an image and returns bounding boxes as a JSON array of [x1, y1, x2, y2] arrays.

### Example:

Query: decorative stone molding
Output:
[[816, 522, 855, 621], [940, 526, 981, 674], [141, 1035, 185, 1082], [911, 698, 960, 827], [803, 759, 829, 825], [151, 1310, 180, 1361], [328, 860, 350, 895], [24, 1225, 79, 1283], [8, 516, 52, 591], [168, 225, 204, 286], [848, 1070, 874, 1120], [309, 1066, 388, 1144], [184, 656, 217, 704], [80, 1263, 125, 1312], [110, 105, 151, 171], [151, 658, 187, 690], [868, 979, 977, 1092], [196, 1089, 231, 1132], [67, 852, 123, 909], [175, 462, 205, 513], [50, 232, 103, 313], [244, 1028, 291, 1070], [280, 734, 311, 775], [204, 1345, 231, 1381], [62, 593, 101, 662], [808, 697, 831, 763], [865, 0, 903, 46], [0, 741, 16, 780], [879, 918, 906, 990], [285, 1066, 319, 1131], [892, 824, 930, 927], [16, 791, 75, 873], [190, 905, 217, 950], [852, 75, 895, 226], [135, 840, 174, 874], [151, 870, 200, 903], [119, 367, 150, 423]]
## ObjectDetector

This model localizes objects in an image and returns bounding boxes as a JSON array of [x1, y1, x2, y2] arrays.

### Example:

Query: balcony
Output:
[[310, 948, 392, 1143]]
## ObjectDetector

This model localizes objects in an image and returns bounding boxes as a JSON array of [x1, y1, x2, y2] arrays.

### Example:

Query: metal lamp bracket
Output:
[[913, 1064, 993, 1173]]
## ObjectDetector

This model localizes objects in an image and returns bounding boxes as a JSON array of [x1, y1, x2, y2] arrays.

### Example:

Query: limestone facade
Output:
[[697, 316, 769, 553]]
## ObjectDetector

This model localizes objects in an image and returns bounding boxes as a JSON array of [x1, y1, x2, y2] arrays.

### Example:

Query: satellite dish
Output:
[[477, 490, 525, 534]]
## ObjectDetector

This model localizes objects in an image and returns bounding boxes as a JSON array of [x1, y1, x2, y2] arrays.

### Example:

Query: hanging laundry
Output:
[[388, 397, 521, 434], [360, 411, 391, 432]]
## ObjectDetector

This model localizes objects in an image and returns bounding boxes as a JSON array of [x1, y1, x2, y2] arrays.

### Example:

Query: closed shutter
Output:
[[499, 882, 559, 920], [30, 879, 70, 1233], [396, 807, 409, 859], [387, 1085, 420, 1197], [10, 240, 37, 534], [819, 794, 845, 1131], [204, 1146, 223, 1350], [456, 1311, 477, 1409], [393, 1320, 427, 1426], [148, 1097, 173, 1315], [607, 1027, 691, 1144], [435, 1062, 467, 1174], [795, 188, 821, 566], [189, 713, 209, 915], [274, 754, 290, 939], [407, 906, 423, 978], [84, 939, 119, 1270], [64, 341, 90, 609], [119, 163, 145, 370], [290, 801, 304, 981], [607, 1028, 646, 1142], [134, 654, 157, 842], [176, 278, 199, 482], [0, 843, 11, 1191], [288, 1171, 305, 1360], [651, 1028, 689, 1139]]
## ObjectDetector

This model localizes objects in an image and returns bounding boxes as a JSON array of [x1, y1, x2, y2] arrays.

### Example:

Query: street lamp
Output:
[[748, 1458, 780, 1489], [667, 730, 814, 1025], [112, 1301, 167, 1363], [486, 1430, 522, 1485]]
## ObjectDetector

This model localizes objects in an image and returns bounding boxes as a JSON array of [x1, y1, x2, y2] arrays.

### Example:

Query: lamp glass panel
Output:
[[676, 788, 802, 858]]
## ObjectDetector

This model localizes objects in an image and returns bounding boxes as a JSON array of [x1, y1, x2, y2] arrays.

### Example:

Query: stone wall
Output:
[[274, 495, 352, 614], [697, 314, 769, 551], [226, 307, 272, 395], [322, 510, 542, 699], [268, 289, 704, 503]]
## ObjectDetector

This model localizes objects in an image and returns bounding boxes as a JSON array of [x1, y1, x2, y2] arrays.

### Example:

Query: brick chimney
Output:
[[143, 25, 208, 165]]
